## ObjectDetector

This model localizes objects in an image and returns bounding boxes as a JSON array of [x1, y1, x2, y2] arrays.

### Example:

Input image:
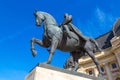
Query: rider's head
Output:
[[62, 13, 72, 25]]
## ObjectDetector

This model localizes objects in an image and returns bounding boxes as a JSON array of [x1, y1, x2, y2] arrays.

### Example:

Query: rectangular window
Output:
[[111, 63, 117, 69], [101, 67, 104, 72]]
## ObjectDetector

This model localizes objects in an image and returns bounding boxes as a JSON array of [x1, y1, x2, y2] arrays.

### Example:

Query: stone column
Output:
[[115, 53, 120, 68], [94, 68, 99, 77], [104, 63, 113, 80]]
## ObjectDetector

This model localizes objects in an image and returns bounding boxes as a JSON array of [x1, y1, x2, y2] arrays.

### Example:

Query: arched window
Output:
[[86, 69, 94, 76]]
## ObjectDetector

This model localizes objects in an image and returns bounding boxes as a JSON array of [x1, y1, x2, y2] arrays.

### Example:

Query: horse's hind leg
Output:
[[31, 38, 45, 57], [72, 61, 79, 71], [71, 52, 79, 71], [86, 51, 102, 76]]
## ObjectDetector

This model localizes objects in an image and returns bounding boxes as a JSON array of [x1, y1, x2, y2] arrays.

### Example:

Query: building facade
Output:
[[77, 19, 120, 80]]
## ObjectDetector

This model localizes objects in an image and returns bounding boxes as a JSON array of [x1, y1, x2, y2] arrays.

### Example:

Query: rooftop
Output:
[[95, 18, 120, 49]]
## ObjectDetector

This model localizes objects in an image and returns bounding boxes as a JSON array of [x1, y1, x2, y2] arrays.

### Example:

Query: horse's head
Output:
[[34, 10, 45, 26]]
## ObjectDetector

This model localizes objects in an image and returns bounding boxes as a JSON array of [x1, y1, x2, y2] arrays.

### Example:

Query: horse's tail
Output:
[[89, 38, 102, 52]]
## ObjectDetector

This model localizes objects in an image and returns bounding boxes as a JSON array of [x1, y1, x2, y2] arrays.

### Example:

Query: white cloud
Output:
[[76, 7, 117, 38], [96, 8, 105, 22], [95, 7, 117, 28]]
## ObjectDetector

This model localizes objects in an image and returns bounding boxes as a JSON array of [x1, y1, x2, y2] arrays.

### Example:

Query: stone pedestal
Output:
[[25, 63, 99, 80]]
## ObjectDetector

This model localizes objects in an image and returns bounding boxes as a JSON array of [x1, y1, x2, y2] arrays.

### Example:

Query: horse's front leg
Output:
[[31, 38, 45, 57], [46, 36, 59, 64]]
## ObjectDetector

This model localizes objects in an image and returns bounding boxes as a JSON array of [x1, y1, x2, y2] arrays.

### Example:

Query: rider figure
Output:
[[61, 13, 101, 52], [61, 13, 87, 41]]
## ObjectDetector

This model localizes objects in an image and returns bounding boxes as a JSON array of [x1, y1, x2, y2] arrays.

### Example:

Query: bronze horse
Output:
[[31, 11, 102, 76]]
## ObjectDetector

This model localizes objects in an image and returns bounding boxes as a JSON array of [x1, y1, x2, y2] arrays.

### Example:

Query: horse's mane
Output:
[[38, 11, 58, 25]]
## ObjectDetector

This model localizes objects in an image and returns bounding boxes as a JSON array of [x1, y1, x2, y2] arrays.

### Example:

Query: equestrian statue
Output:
[[31, 10, 102, 76]]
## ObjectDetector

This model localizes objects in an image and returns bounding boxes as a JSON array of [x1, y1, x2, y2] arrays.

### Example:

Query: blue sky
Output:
[[0, 0, 120, 80]]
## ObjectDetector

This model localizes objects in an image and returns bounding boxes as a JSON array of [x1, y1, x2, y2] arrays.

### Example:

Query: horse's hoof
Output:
[[32, 50, 37, 57], [43, 61, 50, 64], [43, 62, 48, 64]]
